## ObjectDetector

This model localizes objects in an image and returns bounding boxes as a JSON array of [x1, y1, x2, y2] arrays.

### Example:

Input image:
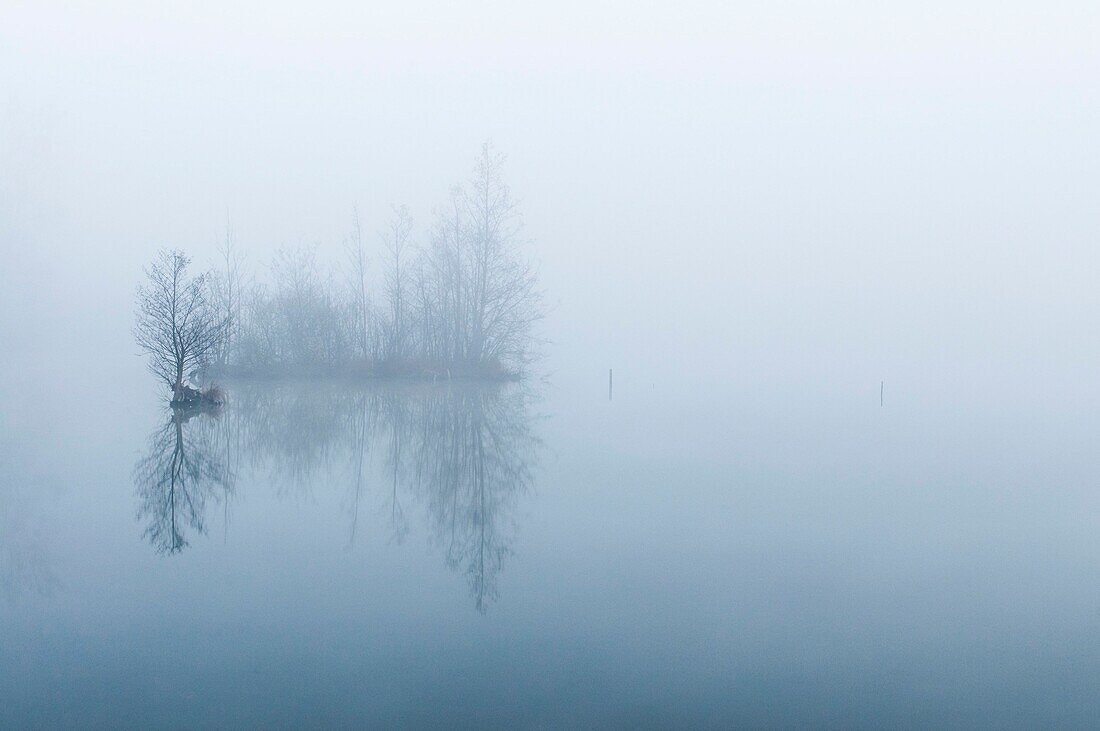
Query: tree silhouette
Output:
[[133, 405, 230, 554]]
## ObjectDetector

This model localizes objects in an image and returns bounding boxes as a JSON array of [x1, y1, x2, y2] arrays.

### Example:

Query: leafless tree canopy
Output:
[[412, 144, 542, 372], [134, 249, 225, 396], [142, 145, 543, 382], [380, 204, 413, 365], [345, 207, 371, 361], [209, 220, 245, 368]]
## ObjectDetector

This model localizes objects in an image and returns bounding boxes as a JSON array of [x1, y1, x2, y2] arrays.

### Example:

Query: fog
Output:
[[3, 2, 1098, 402], [4, 2, 1100, 726]]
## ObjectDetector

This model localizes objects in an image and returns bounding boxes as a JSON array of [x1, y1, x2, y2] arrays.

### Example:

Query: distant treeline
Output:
[[136, 144, 543, 398]]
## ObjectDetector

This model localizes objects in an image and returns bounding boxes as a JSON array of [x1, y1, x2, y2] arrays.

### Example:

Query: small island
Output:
[[134, 144, 543, 406]]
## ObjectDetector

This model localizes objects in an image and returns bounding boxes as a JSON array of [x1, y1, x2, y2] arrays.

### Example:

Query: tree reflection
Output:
[[245, 381, 541, 610], [133, 381, 541, 609], [401, 385, 538, 610], [133, 404, 231, 554]]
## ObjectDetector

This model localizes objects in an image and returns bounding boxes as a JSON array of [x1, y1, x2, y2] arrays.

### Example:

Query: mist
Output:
[[3, 3, 1097, 398], [3, 2, 1100, 727]]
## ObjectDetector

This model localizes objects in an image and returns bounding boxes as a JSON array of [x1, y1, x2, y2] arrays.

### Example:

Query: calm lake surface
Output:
[[3, 367, 1100, 728]]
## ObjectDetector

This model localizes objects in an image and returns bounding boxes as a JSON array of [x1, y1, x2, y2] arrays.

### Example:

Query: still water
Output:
[[3, 369, 1100, 727]]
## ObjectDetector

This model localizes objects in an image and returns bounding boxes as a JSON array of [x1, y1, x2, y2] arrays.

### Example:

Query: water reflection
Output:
[[133, 381, 542, 609], [133, 404, 232, 554]]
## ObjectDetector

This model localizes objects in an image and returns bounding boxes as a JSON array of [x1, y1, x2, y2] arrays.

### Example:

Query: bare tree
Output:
[[211, 217, 245, 368], [345, 207, 370, 360], [463, 142, 542, 370], [381, 204, 413, 363], [419, 143, 542, 373], [419, 185, 469, 365], [168, 144, 540, 379], [135, 249, 224, 401]]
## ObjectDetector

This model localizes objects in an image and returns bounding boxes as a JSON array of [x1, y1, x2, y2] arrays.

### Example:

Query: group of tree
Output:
[[135, 144, 543, 400]]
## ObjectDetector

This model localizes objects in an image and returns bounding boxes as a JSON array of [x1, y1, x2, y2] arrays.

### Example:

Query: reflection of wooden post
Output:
[[880, 380, 884, 407], [609, 369, 613, 401]]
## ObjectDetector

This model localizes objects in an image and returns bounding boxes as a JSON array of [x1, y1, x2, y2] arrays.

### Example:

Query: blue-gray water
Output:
[[3, 369, 1100, 728]]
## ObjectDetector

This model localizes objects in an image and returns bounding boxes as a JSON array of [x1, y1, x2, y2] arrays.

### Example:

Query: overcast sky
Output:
[[2, 1, 1099, 395]]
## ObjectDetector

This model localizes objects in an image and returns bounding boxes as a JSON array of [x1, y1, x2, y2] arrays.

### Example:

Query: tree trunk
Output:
[[173, 364, 184, 400]]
